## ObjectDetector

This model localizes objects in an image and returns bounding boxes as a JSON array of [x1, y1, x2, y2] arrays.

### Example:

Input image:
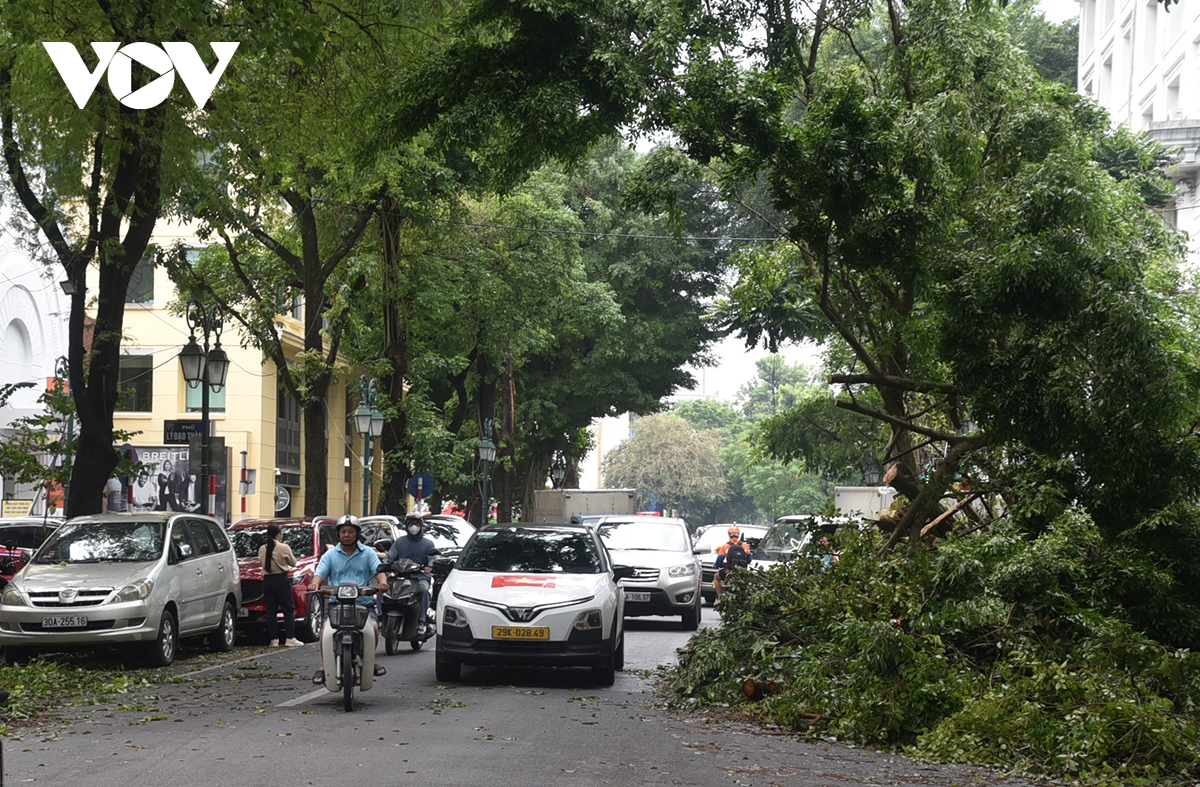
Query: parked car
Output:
[[691, 523, 768, 605], [750, 514, 853, 570], [435, 522, 633, 685], [594, 515, 702, 630], [0, 512, 241, 666], [357, 516, 403, 558], [0, 516, 63, 589], [227, 516, 338, 642]]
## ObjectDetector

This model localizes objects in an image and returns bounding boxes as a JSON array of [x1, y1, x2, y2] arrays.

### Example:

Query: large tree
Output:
[[0, 0, 270, 515]]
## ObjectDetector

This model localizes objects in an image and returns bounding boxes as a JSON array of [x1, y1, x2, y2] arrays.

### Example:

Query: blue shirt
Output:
[[315, 542, 381, 607]]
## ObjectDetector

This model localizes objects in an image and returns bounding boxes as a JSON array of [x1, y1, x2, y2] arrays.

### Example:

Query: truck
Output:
[[528, 488, 638, 524], [834, 486, 898, 519]]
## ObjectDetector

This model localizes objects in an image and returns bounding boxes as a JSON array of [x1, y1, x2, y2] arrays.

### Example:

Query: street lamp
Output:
[[354, 376, 384, 517], [178, 301, 229, 517], [549, 453, 567, 489], [478, 418, 496, 526]]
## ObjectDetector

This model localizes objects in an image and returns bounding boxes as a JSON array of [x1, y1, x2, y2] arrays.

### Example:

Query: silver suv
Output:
[[0, 512, 241, 666], [595, 516, 702, 630]]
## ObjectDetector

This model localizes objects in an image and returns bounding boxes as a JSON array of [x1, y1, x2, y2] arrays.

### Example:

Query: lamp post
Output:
[[549, 453, 567, 489], [477, 418, 496, 526], [354, 376, 384, 517], [178, 301, 229, 517], [54, 356, 74, 517]]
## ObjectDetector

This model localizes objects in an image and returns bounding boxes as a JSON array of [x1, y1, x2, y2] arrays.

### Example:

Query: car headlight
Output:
[[442, 605, 469, 628], [572, 610, 603, 631], [112, 580, 153, 603], [668, 564, 697, 577], [1, 585, 26, 606]]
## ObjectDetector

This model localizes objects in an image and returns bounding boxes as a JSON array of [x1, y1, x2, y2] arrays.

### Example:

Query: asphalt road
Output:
[[3, 612, 1049, 787]]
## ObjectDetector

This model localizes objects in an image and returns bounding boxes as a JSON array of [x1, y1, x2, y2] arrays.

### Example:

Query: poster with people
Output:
[[125, 446, 230, 524]]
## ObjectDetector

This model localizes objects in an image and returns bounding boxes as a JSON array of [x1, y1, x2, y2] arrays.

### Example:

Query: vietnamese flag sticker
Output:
[[492, 575, 556, 589]]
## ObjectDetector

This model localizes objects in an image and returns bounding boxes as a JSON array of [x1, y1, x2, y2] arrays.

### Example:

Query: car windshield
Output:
[[425, 520, 474, 551], [456, 528, 601, 574], [597, 521, 688, 552], [34, 520, 166, 564], [229, 526, 317, 559]]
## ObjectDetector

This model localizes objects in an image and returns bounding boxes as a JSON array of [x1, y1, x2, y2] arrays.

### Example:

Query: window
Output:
[[186, 378, 226, 412], [126, 247, 155, 305], [277, 390, 301, 474], [117, 354, 153, 412]]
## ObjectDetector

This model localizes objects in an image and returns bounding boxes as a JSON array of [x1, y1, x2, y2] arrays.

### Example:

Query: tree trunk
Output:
[[379, 195, 411, 516]]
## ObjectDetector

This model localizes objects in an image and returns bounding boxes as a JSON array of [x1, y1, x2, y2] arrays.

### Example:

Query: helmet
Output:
[[336, 514, 361, 536], [727, 525, 741, 539], [404, 513, 424, 538]]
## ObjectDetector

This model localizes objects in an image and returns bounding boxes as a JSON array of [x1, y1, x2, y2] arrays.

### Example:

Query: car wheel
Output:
[[592, 645, 616, 687], [614, 632, 625, 672], [3, 646, 32, 666], [299, 593, 322, 643], [681, 596, 701, 631], [209, 599, 237, 652], [435, 648, 460, 682], [145, 610, 178, 667]]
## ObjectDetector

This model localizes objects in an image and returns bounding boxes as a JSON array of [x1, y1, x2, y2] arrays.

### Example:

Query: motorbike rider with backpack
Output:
[[385, 513, 437, 635], [712, 525, 751, 605]]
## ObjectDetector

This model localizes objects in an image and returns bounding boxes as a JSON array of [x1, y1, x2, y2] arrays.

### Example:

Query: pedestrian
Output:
[[259, 523, 303, 647]]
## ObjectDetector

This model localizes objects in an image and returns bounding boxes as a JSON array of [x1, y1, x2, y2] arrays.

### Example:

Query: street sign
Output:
[[407, 472, 436, 500], [1, 500, 32, 517], [164, 420, 202, 445]]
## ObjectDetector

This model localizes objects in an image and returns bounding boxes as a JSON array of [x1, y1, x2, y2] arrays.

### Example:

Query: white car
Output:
[[435, 523, 633, 685], [595, 515, 702, 630], [0, 512, 241, 667], [749, 514, 853, 571]]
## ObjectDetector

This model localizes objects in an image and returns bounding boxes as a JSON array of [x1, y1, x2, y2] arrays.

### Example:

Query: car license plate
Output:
[[625, 591, 651, 602], [492, 626, 550, 640], [42, 615, 87, 629], [237, 608, 249, 618]]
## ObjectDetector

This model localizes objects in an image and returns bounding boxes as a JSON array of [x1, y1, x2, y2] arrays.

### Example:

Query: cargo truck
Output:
[[834, 485, 898, 518], [528, 488, 638, 524]]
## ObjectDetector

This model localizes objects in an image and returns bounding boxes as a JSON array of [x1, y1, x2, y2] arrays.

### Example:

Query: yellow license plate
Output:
[[492, 626, 550, 640]]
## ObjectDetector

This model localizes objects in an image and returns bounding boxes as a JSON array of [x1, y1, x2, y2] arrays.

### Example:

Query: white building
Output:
[[1078, 0, 1200, 264]]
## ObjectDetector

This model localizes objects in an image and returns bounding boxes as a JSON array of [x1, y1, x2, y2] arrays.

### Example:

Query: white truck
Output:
[[528, 488, 638, 524], [834, 486, 898, 519]]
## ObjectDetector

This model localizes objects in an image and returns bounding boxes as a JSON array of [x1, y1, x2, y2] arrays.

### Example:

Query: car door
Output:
[[168, 518, 207, 634], [184, 518, 224, 631]]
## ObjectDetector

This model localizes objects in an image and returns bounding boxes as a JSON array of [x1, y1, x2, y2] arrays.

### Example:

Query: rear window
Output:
[[456, 528, 601, 574], [230, 526, 317, 559]]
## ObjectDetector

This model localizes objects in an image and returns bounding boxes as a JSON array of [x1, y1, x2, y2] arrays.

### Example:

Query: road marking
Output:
[[278, 688, 329, 707]]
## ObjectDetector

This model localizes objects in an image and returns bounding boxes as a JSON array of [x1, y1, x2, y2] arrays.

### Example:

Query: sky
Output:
[[1038, 0, 1079, 23], [678, 334, 824, 403]]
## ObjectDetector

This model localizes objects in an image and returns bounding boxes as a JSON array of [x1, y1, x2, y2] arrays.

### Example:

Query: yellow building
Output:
[[105, 226, 376, 523]]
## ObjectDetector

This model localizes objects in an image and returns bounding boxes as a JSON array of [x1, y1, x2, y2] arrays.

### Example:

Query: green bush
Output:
[[666, 509, 1200, 785]]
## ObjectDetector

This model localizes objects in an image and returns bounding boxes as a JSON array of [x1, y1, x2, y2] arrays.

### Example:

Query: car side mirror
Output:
[[374, 539, 394, 553], [612, 565, 636, 582]]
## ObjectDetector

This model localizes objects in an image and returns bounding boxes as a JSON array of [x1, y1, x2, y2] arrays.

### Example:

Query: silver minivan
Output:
[[0, 512, 241, 666]]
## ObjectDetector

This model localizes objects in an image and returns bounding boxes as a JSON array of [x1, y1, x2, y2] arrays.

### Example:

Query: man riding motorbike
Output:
[[309, 515, 389, 685], [385, 513, 438, 635]]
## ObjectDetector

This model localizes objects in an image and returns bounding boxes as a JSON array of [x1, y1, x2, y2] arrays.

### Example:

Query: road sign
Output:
[[164, 420, 203, 445], [407, 472, 436, 500]]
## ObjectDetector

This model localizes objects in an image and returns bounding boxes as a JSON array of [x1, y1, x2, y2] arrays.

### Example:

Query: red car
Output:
[[0, 517, 62, 589], [228, 516, 339, 642]]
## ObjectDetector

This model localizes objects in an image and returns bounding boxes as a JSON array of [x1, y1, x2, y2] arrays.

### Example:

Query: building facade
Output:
[[1077, 0, 1200, 266]]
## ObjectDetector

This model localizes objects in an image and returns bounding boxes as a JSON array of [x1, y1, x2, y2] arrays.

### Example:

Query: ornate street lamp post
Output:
[[549, 453, 567, 489], [354, 376, 385, 517], [477, 418, 496, 526], [178, 301, 229, 516]]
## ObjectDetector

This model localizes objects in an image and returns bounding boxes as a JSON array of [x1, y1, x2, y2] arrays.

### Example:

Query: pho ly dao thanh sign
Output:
[[43, 42, 239, 109]]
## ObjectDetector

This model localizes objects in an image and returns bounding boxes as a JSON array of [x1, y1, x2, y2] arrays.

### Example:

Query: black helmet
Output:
[[336, 514, 361, 537]]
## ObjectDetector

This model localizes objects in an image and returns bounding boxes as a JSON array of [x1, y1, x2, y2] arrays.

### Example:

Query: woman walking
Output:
[[258, 524, 303, 647]]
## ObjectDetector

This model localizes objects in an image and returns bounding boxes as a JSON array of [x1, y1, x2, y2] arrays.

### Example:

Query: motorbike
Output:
[[313, 584, 379, 711], [379, 557, 436, 655]]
